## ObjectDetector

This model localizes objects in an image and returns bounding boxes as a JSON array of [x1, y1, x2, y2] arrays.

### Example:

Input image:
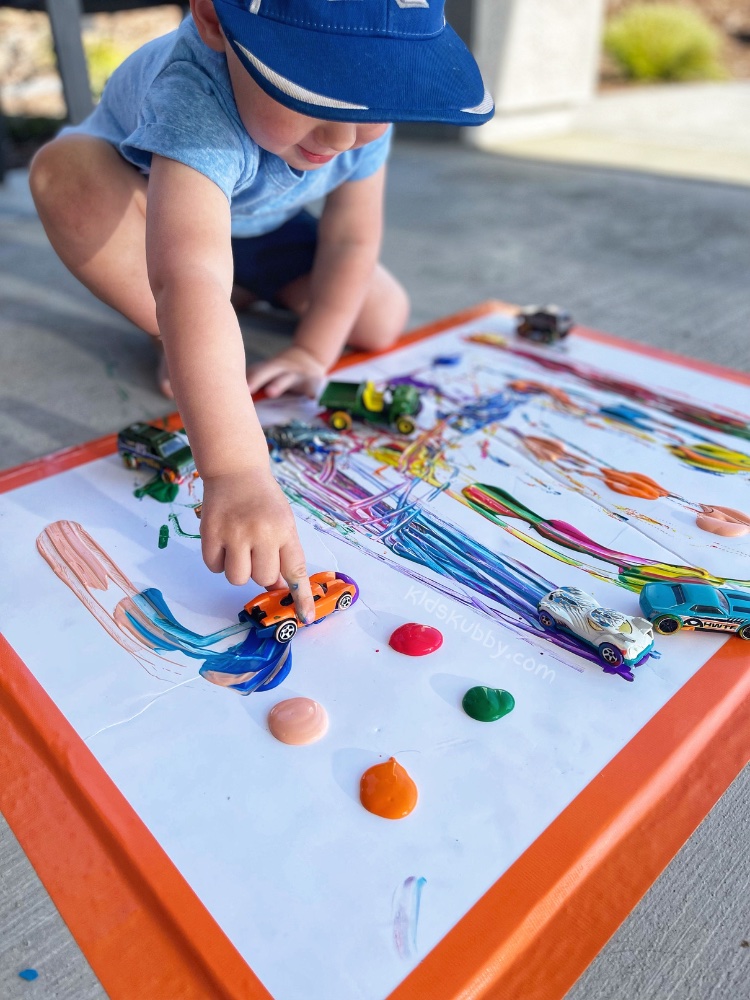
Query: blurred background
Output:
[[1, 0, 750, 172]]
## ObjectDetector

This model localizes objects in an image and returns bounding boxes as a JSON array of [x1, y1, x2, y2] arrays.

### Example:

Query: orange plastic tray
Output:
[[1, 302, 749, 1000]]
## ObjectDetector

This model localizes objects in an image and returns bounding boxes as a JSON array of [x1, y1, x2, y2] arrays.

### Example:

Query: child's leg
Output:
[[29, 135, 174, 395], [30, 135, 157, 336], [276, 264, 411, 353]]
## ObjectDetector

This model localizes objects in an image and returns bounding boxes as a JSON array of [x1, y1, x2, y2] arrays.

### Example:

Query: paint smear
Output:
[[467, 330, 750, 442], [158, 524, 170, 549], [37, 521, 291, 694], [360, 758, 418, 819], [168, 512, 201, 539], [389, 623, 443, 656], [393, 876, 426, 960], [462, 686, 515, 722], [134, 476, 179, 504], [267, 697, 328, 745]]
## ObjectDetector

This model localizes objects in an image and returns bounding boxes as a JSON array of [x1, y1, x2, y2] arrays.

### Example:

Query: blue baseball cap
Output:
[[213, 0, 494, 126]]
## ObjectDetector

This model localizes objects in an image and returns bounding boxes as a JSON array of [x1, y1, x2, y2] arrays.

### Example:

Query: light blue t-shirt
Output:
[[63, 16, 392, 238]]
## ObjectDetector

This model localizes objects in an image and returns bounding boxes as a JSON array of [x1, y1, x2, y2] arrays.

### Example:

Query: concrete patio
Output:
[[1, 81, 749, 997]]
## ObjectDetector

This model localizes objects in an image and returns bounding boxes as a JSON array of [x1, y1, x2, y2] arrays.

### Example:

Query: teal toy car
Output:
[[117, 422, 196, 484], [639, 582, 750, 639]]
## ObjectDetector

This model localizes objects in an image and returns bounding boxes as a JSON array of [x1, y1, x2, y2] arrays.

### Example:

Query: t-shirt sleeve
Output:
[[347, 125, 393, 182], [119, 60, 251, 201]]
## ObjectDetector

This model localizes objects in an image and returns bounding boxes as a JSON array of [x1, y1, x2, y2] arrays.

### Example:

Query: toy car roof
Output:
[[118, 422, 178, 446]]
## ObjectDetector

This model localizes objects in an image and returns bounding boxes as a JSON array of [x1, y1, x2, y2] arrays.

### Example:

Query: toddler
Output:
[[30, 0, 493, 619]]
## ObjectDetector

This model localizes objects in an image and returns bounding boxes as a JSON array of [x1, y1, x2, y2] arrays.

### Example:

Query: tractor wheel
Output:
[[599, 643, 624, 667], [329, 411, 353, 431], [274, 619, 298, 644], [161, 468, 178, 484], [336, 592, 353, 611], [653, 615, 682, 635], [395, 415, 416, 435]]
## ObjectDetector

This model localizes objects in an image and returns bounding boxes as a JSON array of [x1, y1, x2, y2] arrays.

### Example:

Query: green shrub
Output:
[[84, 37, 129, 98], [604, 4, 726, 82]]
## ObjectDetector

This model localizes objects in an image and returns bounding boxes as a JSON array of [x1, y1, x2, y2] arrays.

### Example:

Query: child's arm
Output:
[[146, 154, 314, 621], [246, 165, 386, 398]]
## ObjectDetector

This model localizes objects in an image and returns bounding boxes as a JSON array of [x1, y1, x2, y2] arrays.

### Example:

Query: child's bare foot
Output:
[[151, 335, 173, 399]]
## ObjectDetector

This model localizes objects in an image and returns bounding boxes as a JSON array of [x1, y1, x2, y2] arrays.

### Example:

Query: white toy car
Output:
[[538, 587, 654, 673]]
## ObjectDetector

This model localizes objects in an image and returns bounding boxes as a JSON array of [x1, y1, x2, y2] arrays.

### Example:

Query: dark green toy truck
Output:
[[116, 422, 196, 484], [318, 380, 421, 435]]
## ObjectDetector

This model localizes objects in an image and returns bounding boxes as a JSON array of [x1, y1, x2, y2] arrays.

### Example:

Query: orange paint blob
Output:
[[524, 435, 566, 463], [267, 698, 328, 745], [360, 758, 418, 819], [602, 470, 669, 500]]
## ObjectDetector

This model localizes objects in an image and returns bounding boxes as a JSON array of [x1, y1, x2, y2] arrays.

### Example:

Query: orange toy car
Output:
[[239, 571, 358, 643]]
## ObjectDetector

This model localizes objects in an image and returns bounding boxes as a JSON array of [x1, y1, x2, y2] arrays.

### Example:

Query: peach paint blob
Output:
[[360, 758, 418, 819], [267, 698, 329, 746], [389, 622, 443, 656], [695, 504, 750, 537]]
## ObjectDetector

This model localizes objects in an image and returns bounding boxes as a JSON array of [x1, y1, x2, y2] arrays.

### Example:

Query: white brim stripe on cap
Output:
[[462, 88, 494, 116], [236, 43, 369, 111]]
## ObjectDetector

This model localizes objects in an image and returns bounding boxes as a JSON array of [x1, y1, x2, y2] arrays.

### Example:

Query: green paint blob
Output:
[[462, 686, 515, 722], [134, 476, 179, 504], [158, 524, 170, 549]]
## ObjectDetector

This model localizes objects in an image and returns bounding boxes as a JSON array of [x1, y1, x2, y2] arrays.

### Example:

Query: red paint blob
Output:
[[389, 622, 443, 656]]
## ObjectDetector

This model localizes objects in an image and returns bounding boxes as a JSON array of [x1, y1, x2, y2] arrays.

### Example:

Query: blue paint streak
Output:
[[443, 391, 524, 434], [124, 588, 292, 694]]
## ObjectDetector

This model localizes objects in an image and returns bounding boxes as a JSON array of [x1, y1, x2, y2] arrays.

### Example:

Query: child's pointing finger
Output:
[[279, 545, 316, 625]]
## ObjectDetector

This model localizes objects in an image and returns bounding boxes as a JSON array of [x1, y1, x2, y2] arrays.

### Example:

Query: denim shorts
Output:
[[231, 210, 318, 304]]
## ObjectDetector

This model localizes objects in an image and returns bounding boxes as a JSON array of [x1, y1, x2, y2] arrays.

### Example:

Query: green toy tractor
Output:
[[319, 380, 421, 435]]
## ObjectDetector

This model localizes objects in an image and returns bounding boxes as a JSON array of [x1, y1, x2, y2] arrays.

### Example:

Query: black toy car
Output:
[[516, 305, 573, 344]]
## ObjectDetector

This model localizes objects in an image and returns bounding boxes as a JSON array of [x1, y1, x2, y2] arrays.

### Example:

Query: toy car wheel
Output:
[[275, 619, 298, 643], [599, 643, 624, 667], [653, 615, 682, 635], [538, 611, 556, 630], [738, 624, 750, 640], [329, 411, 353, 431], [161, 468, 177, 485], [336, 592, 353, 610], [122, 453, 137, 470], [395, 416, 416, 435]]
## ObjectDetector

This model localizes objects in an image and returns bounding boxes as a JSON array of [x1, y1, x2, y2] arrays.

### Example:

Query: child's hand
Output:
[[246, 345, 327, 399], [200, 468, 315, 624]]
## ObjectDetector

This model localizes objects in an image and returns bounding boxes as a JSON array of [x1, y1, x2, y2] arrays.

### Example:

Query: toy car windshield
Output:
[[158, 437, 188, 457]]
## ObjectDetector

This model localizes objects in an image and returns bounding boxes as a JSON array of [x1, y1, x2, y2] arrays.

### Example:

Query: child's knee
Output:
[[351, 271, 410, 352], [30, 137, 121, 234], [30, 140, 86, 225]]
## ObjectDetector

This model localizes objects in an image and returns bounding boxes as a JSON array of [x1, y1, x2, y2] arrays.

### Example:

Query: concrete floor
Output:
[[1, 138, 749, 997], [484, 81, 750, 188]]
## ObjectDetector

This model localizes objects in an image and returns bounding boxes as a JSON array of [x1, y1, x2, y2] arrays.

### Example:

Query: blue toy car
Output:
[[639, 582, 750, 639]]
